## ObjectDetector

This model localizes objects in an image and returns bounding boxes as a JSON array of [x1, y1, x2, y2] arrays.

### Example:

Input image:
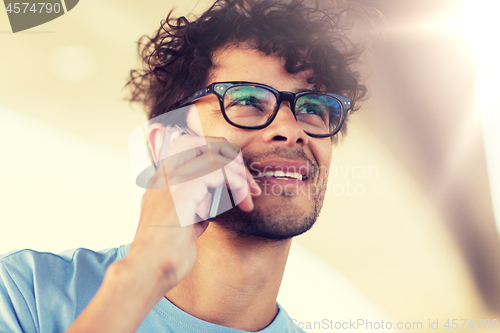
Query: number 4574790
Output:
[[444, 319, 498, 330], [5, 3, 61, 14]]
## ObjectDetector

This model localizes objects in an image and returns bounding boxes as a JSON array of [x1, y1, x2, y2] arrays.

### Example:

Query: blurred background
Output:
[[1, 0, 499, 332]]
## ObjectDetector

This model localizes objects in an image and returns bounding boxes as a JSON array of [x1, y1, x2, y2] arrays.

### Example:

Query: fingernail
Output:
[[230, 144, 241, 157], [170, 131, 181, 143], [252, 180, 261, 195]]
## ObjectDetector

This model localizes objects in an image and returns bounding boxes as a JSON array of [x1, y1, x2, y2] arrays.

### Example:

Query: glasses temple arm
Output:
[[336, 95, 352, 112], [174, 85, 214, 109]]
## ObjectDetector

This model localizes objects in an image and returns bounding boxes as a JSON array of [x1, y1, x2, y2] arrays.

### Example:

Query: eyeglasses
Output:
[[174, 82, 352, 138]]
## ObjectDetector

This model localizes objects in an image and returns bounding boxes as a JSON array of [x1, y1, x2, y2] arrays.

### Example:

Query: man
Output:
[[0, 0, 366, 332]]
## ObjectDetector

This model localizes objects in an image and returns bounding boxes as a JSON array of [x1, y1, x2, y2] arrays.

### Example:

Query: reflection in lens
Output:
[[223, 86, 342, 135], [296, 94, 341, 135], [224, 86, 276, 126]]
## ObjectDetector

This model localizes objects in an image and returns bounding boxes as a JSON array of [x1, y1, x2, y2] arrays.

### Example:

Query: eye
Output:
[[227, 96, 265, 111], [296, 102, 325, 117], [233, 97, 262, 108]]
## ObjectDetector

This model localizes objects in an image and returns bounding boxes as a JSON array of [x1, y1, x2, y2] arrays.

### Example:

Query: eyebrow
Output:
[[295, 88, 315, 93]]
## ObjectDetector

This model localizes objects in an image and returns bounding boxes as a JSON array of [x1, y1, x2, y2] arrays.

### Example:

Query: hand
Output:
[[65, 131, 261, 333], [125, 131, 261, 292]]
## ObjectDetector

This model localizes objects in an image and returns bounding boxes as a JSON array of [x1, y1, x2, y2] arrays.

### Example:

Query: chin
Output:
[[213, 194, 322, 241]]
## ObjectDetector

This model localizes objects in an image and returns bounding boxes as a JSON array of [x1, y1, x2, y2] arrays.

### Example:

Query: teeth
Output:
[[254, 170, 305, 180]]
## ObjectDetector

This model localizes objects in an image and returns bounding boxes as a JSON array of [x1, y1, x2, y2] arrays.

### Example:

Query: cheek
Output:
[[225, 129, 255, 152], [315, 143, 332, 175], [187, 104, 227, 137], [186, 105, 205, 136]]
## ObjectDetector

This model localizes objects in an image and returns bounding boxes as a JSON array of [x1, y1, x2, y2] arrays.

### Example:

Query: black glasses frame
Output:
[[174, 81, 352, 138]]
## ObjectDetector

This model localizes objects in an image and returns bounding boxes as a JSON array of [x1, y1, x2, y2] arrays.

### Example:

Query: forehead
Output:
[[208, 43, 313, 92]]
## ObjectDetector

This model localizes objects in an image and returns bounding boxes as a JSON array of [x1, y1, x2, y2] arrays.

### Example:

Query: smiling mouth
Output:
[[250, 170, 309, 181]]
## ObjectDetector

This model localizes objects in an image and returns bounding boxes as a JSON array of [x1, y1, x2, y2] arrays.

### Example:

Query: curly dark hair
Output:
[[126, 0, 367, 132]]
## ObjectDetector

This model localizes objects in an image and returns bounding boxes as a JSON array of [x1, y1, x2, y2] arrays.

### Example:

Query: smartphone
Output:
[[172, 125, 224, 222]]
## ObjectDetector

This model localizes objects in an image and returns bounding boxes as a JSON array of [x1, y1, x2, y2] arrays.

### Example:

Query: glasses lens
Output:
[[223, 86, 277, 127], [295, 94, 342, 135]]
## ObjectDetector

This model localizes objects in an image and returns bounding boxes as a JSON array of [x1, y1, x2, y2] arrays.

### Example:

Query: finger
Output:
[[237, 167, 263, 212], [168, 154, 253, 217], [148, 141, 245, 191], [166, 141, 246, 183], [166, 151, 237, 186], [168, 170, 247, 226], [199, 151, 257, 211], [163, 138, 239, 174], [232, 179, 255, 213], [194, 221, 209, 238], [168, 133, 209, 156], [169, 135, 236, 159], [163, 134, 208, 171], [222, 167, 254, 212], [171, 167, 248, 204], [194, 189, 212, 219], [244, 166, 261, 196], [222, 162, 262, 212], [205, 141, 241, 162]]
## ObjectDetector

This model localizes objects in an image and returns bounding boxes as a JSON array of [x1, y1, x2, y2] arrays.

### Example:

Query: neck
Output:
[[164, 223, 292, 331]]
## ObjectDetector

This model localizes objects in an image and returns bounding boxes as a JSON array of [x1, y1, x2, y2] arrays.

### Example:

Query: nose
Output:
[[261, 102, 309, 146]]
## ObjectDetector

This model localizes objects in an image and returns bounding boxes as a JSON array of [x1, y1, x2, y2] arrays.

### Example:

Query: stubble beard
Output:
[[213, 147, 328, 241]]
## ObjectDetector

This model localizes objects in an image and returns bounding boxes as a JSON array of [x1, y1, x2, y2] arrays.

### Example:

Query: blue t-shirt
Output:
[[0, 245, 304, 333]]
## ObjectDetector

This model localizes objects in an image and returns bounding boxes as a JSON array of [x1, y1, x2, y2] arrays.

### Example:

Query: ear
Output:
[[147, 123, 166, 166]]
